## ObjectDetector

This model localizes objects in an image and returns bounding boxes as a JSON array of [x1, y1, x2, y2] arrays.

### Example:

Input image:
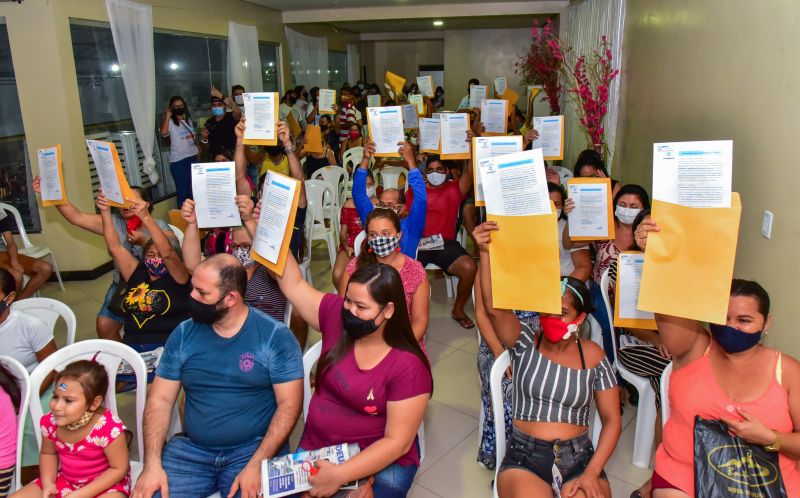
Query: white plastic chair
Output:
[[353, 231, 367, 257], [0, 355, 30, 493], [167, 224, 185, 247], [586, 314, 605, 447], [302, 341, 425, 462], [376, 166, 408, 191], [342, 147, 364, 176], [0, 203, 64, 291], [661, 361, 673, 426], [11, 297, 77, 347], [312, 166, 348, 216], [599, 268, 657, 468], [551, 166, 573, 185], [283, 302, 293, 328], [490, 350, 511, 498], [28, 340, 147, 482], [417, 243, 456, 299], [304, 180, 338, 268]]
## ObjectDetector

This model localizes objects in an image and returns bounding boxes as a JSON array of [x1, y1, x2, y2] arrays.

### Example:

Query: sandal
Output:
[[451, 314, 475, 329]]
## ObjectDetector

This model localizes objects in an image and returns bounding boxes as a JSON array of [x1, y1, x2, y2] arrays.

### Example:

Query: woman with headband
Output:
[[474, 221, 621, 498]]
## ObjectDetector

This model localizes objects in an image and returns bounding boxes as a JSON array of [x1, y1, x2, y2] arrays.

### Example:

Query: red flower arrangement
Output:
[[515, 18, 562, 115]]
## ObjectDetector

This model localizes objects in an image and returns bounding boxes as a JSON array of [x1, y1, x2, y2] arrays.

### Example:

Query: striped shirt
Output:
[[244, 264, 287, 323], [511, 322, 616, 426]]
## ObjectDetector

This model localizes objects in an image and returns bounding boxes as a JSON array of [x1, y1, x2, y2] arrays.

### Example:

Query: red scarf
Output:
[[126, 215, 142, 233]]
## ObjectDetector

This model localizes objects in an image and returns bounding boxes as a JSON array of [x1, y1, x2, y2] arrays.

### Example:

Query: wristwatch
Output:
[[764, 430, 782, 452], [284, 143, 296, 153]]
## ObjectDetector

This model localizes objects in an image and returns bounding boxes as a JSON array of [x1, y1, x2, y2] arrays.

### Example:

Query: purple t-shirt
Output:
[[299, 294, 432, 467]]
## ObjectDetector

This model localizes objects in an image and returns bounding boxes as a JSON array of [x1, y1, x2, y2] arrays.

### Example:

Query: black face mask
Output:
[[341, 306, 385, 340], [188, 295, 228, 324], [172, 107, 186, 116], [289, 97, 298, 105], [265, 145, 284, 156]]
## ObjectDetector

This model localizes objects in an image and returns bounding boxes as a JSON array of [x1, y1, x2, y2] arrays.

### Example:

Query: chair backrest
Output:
[[599, 268, 619, 364], [661, 361, 673, 425], [586, 314, 603, 350], [342, 147, 364, 176], [27, 339, 146, 462], [490, 350, 511, 474], [302, 341, 323, 420], [551, 166, 573, 185], [377, 166, 408, 191], [0, 203, 33, 248], [11, 297, 77, 347], [304, 180, 335, 226], [167, 224, 185, 247], [0, 355, 30, 493], [283, 302, 293, 328], [353, 231, 367, 257], [311, 166, 347, 209]]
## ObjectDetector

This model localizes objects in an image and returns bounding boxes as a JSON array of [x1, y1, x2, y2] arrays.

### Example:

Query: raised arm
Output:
[[33, 176, 103, 234], [272, 253, 324, 331], [474, 222, 522, 348], [402, 141, 427, 238], [234, 117, 253, 197], [352, 140, 376, 224], [569, 248, 592, 282], [127, 197, 190, 285], [278, 120, 307, 209], [159, 107, 172, 140], [98, 193, 139, 282], [179, 199, 202, 273]]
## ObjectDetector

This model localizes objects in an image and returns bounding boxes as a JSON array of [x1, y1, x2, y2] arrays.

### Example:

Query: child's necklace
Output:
[[64, 411, 94, 431]]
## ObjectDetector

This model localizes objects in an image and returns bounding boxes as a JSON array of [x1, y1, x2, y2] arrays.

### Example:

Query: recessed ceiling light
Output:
[[433, 20, 444, 27]]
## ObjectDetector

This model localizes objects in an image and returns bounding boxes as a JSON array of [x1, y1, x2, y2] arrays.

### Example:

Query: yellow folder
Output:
[[39, 144, 68, 207], [385, 71, 406, 96], [440, 112, 472, 160], [638, 193, 741, 324], [614, 251, 657, 330], [242, 93, 279, 146], [566, 177, 615, 241], [487, 206, 561, 313], [286, 111, 302, 141], [304, 125, 324, 154], [251, 171, 302, 277]]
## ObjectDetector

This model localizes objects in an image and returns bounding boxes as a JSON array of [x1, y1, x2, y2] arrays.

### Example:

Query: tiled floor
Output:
[[39, 245, 652, 497]]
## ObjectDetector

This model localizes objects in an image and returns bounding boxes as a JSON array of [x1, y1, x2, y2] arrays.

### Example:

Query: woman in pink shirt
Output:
[[0, 362, 21, 498], [275, 254, 432, 498], [636, 220, 800, 498]]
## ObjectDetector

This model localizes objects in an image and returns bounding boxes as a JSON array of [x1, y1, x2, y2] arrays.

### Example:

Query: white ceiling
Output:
[[326, 15, 549, 33], [247, 0, 520, 9]]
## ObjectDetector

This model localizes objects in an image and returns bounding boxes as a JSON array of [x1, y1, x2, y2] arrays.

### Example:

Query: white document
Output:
[[190, 162, 241, 229], [567, 181, 610, 238], [318, 89, 336, 114], [494, 77, 508, 96], [418, 118, 441, 152], [530, 116, 564, 158], [440, 113, 470, 155], [618, 253, 655, 320], [408, 94, 424, 115], [367, 94, 381, 108], [473, 136, 523, 204], [480, 99, 508, 134], [416, 75, 434, 97], [479, 149, 551, 216], [37, 146, 63, 202], [652, 140, 733, 208], [243, 93, 276, 141], [401, 104, 419, 129], [469, 85, 487, 108], [367, 106, 405, 155], [254, 171, 298, 264], [86, 139, 125, 205]]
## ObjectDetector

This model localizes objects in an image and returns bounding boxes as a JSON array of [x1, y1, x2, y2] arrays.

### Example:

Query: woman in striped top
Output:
[[475, 221, 621, 498]]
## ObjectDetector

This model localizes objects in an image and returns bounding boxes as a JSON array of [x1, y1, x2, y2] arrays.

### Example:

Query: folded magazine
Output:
[[262, 443, 361, 498]]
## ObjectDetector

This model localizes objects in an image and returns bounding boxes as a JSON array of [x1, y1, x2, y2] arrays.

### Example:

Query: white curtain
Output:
[[227, 22, 263, 93], [347, 44, 360, 85], [561, 0, 627, 173], [285, 27, 328, 90], [105, 0, 158, 183]]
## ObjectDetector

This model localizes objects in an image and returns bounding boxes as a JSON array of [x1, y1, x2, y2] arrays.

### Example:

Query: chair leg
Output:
[[326, 234, 336, 269], [445, 275, 454, 299], [50, 253, 64, 291], [631, 385, 657, 469]]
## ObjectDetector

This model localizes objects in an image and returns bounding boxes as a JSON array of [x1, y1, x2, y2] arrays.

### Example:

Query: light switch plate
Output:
[[762, 210, 774, 239]]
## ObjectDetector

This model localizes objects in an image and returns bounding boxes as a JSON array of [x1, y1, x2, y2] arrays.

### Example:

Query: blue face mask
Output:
[[211, 107, 225, 117], [709, 323, 762, 354]]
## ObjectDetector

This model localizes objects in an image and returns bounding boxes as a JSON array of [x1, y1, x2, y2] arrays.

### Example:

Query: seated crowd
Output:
[[0, 77, 796, 498]]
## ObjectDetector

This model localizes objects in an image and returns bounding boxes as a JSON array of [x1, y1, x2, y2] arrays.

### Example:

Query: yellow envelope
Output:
[[242, 93, 279, 146], [501, 87, 520, 110], [614, 251, 658, 330], [487, 207, 561, 313], [566, 177, 615, 241], [251, 171, 302, 277], [638, 193, 741, 324], [385, 71, 406, 96], [409, 94, 424, 115], [286, 111, 302, 141], [304, 125, 324, 154], [525, 87, 542, 129], [440, 112, 472, 160], [39, 144, 68, 207]]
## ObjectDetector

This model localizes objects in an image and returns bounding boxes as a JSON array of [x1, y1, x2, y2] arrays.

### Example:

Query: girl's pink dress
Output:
[[36, 408, 131, 497]]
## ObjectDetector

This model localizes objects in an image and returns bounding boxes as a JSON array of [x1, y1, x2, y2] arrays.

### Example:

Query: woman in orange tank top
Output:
[[636, 219, 800, 498]]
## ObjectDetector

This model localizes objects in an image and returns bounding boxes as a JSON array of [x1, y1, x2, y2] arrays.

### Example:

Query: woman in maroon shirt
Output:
[[275, 254, 432, 498]]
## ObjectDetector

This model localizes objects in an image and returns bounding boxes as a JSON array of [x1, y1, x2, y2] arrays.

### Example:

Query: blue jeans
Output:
[[170, 156, 195, 207], [157, 435, 287, 498]]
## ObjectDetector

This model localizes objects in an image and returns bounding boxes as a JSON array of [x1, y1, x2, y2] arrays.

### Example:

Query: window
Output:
[[328, 51, 347, 90], [0, 18, 41, 232], [259, 42, 280, 93]]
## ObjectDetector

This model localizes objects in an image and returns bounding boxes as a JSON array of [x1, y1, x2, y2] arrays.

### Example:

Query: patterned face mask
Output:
[[144, 258, 167, 277], [231, 246, 255, 269], [367, 235, 400, 258]]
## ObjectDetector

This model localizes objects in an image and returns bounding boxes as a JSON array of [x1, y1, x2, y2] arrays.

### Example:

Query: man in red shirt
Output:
[[411, 156, 477, 328]]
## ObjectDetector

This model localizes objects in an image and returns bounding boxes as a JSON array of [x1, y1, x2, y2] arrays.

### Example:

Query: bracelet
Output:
[[764, 430, 782, 452], [284, 144, 296, 152], [200, 139, 209, 144]]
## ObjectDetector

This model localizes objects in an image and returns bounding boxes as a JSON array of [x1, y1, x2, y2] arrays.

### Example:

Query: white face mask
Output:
[[366, 186, 376, 198], [409, 136, 418, 146], [615, 205, 642, 225], [556, 208, 563, 219], [427, 171, 447, 186], [234, 95, 244, 106]]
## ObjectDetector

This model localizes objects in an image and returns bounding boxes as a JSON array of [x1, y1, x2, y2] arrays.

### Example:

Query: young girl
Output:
[[0, 362, 21, 498], [12, 360, 130, 498]]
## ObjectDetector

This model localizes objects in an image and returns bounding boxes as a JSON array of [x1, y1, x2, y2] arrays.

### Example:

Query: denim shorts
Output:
[[499, 427, 606, 486], [97, 280, 125, 323]]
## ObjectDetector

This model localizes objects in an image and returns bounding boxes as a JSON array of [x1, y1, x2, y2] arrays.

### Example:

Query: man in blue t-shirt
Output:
[[133, 254, 303, 498], [352, 139, 426, 257]]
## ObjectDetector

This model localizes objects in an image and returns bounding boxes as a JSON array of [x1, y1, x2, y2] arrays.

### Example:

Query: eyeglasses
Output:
[[229, 243, 252, 251]]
